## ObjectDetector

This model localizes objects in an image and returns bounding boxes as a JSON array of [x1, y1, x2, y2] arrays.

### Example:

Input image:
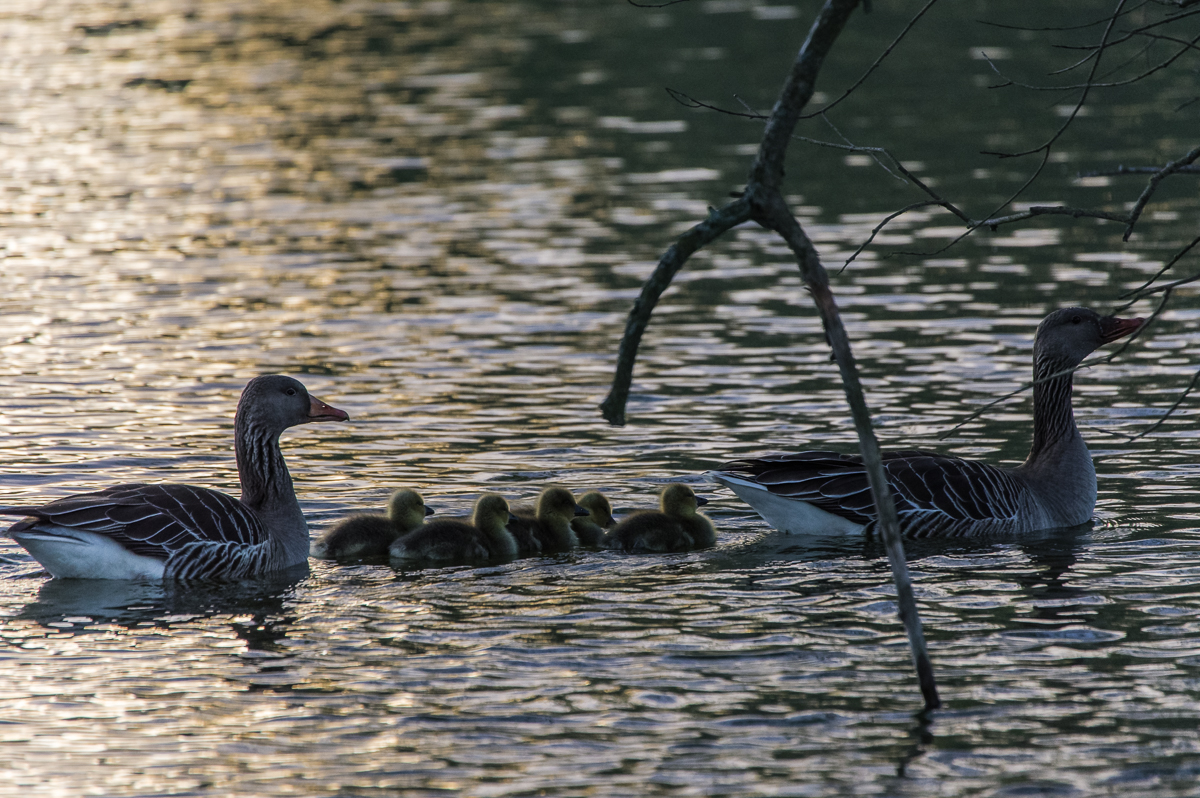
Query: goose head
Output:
[[536, 487, 587, 523], [236, 375, 349, 436], [660, 483, 708, 517], [387, 489, 433, 531], [1034, 307, 1143, 369], [577, 491, 615, 528]]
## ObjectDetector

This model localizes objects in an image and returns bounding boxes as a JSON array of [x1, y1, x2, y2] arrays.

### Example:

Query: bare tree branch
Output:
[[975, 145, 1200, 241], [797, 0, 942, 119], [664, 87, 767, 119], [980, 2, 1153, 32], [607, 0, 940, 711], [599, 199, 751, 426], [1081, 165, 1200, 175], [1126, 365, 1200, 440], [981, 205, 1129, 229], [1123, 144, 1200, 239], [840, 201, 946, 272]]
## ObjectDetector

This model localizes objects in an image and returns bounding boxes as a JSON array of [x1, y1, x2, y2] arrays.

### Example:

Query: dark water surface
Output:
[[3, 1, 1200, 795]]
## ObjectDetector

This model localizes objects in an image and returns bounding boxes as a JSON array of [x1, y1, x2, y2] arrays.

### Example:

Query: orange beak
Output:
[[307, 395, 349, 422], [1099, 315, 1144, 344]]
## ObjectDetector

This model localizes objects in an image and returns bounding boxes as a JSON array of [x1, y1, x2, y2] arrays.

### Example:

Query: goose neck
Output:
[[236, 421, 291, 502], [1025, 353, 1079, 465]]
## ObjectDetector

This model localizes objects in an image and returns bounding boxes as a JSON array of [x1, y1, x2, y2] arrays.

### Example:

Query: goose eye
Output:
[[1071, 315, 1082, 324], [286, 388, 297, 396]]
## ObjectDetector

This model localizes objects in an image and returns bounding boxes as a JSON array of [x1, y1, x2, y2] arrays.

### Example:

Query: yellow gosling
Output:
[[311, 489, 432, 560], [507, 487, 585, 554], [601, 484, 715, 554], [571, 491, 615, 547], [389, 493, 517, 564]]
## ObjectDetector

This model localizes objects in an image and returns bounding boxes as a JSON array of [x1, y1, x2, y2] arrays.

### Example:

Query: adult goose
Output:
[[707, 308, 1142, 537], [601, 483, 716, 554], [310, 489, 434, 560], [0, 375, 349, 579]]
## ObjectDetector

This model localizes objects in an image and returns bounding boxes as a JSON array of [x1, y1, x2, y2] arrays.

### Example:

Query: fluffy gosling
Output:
[[507, 487, 587, 554], [311, 489, 432, 560], [600, 483, 715, 554], [571, 491, 615, 547], [389, 493, 518, 564]]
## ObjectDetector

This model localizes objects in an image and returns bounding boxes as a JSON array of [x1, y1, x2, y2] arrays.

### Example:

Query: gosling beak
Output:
[[308, 395, 350, 422], [1099, 315, 1144, 344], [573, 504, 590, 517], [695, 496, 709, 506], [424, 506, 436, 517]]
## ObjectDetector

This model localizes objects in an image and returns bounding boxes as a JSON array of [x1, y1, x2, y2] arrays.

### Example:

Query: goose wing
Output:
[[717, 450, 1028, 536], [1, 483, 267, 559]]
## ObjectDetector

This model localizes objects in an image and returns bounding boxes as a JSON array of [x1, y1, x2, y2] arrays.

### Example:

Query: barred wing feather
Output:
[[720, 450, 1028, 537], [2, 483, 267, 560]]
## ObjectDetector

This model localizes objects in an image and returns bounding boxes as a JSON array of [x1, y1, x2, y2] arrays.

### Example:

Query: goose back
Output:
[[712, 450, 1040, 537]]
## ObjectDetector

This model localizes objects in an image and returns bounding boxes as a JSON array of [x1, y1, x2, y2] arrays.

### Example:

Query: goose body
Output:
[[708, 308, 1143, 538], [389, 494, 518, 564], [311, 489, 433, 560], [571, 491, 615, 547], [0, 375, 349, 580], [506, 487, 586, 554], [601, 484, 715, 553]]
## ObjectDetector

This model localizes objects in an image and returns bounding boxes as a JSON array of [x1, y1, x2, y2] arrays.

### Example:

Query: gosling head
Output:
[[537, 487, 587, 521], [577, 491, 615, 528], [472, 493, 513, 529], [387, 489, 434, 531], [660, 483, 708, 517]]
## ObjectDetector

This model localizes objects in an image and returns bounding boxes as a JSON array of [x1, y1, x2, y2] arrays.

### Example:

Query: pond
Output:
[[2, 1, 1200, 795]]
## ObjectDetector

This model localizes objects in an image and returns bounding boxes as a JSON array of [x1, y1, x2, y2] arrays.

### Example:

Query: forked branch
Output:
[[602, 0, 940, 711]]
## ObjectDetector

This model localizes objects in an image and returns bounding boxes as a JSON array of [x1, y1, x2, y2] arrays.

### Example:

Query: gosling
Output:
[[600, 483, 716, 554], [507, 487, 587, 554], [571, 491, 615, 547], [311, 489, 433, 560], [389, 493, 518, 564]]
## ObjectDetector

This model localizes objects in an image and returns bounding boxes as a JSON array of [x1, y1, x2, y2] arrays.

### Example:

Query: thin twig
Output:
[[1124, 144, 1200, 239], [800, 0, 942, 119], [1080, 165, 1200, 175], [980, 205, 1128, 229], [982, 0, 1130, 159], [1127, 366, 1200, 440], [1119, 234, 1200, 298], [840, 202, 946, 273]]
